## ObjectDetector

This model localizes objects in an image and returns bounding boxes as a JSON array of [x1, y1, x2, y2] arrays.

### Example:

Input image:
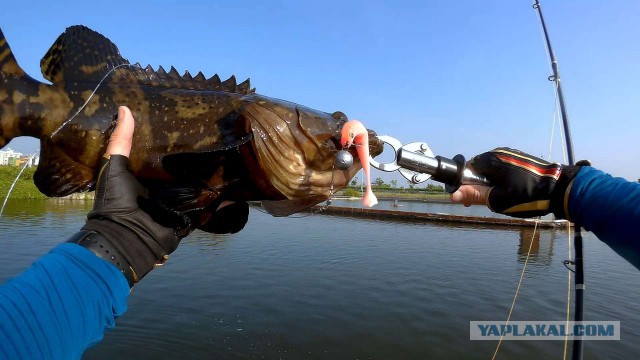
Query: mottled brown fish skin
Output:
[[0, 25, 384, 226], [2, 56, 279, 199]]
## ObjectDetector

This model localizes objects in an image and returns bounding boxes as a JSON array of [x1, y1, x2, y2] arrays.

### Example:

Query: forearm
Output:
[[569, 166, 640, 269], [0, 243, 129, 359]]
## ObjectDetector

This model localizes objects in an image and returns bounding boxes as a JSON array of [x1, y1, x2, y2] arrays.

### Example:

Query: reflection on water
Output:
[[518, 228, 555, 266], [0, 200, 639, 359], [332, 198, 506, 217], [0, 198, 92, 219]]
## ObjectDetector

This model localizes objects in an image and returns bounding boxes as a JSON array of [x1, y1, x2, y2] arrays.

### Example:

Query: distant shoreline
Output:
[[0, 166, 95, 200], [312, 205, 567, 228], [2, 166, 449, 202], [333, 195, 453, 204]]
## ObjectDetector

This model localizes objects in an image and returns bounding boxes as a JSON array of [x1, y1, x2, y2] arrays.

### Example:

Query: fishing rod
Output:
[[342, 2, 584, 356], [532, 1, 584, 360]]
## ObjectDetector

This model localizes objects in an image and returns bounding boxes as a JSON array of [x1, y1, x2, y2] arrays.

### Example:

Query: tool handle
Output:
[[396, 148, 491, 193]]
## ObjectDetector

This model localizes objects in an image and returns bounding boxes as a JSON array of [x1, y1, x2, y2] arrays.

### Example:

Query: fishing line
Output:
[[563, 224, 574, 360], [0, 63, 142, 219], [491, 220, 540, 360], [534, 1, 582, 358], [256, 139, 369, 218], [549, 83, 572, 360], [51, 63, 141, 137], [553, 83, 568, 164], [536, 2, 568, 165], [494, 8, 575, 354], [547, 112, 557, 161], [544, 54, 572, 360], [257, 162, 338, 218], [536, 3, 561, 161], [0, 151, 38, 218], [491, 12, 565, 352]]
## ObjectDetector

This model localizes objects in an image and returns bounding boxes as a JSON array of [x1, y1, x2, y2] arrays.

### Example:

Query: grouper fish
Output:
[[0, 25, 383, 233]]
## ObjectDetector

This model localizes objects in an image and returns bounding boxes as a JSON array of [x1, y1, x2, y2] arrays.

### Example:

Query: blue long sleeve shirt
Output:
[[0, 243, 128, 359], [0, 166, 638, 358], [569, 166, 640, 268]]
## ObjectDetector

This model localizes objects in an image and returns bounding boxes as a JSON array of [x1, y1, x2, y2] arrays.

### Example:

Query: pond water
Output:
[[332, 198, 508, 217], [0, 199, 638, 359]]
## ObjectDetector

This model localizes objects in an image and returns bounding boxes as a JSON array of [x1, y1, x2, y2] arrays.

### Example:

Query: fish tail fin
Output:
[[0, 27, 27, 148]]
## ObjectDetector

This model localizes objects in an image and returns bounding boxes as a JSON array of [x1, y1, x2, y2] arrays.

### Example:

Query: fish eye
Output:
[[332, 111, 348, 122]]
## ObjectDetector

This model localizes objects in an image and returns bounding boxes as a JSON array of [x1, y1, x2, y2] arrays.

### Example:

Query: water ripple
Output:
[[0, 202, 637, 359]]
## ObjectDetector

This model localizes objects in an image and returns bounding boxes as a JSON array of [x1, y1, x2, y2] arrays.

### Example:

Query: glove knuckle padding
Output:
[[472, 148, 577, 219]]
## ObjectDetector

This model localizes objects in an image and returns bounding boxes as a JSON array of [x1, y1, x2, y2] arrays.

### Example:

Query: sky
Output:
[[1, 0, 638, 183]]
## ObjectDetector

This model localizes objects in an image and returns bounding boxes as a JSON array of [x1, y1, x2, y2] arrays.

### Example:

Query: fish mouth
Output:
[[238, 94, 385, 201], [338, 129, 383, 161]]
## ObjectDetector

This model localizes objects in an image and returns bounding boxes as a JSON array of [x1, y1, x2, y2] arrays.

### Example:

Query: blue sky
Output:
[[1, 0, 638, 182]]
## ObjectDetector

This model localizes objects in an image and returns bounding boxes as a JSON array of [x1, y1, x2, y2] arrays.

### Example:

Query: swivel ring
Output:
[[369, 135, 403, 172]]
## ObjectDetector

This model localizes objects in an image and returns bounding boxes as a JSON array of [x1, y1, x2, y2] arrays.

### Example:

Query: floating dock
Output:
[[310, 205, 567, 229]]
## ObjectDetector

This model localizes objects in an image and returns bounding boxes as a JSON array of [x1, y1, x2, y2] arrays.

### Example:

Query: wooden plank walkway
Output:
[[310, 205, 567, 228]]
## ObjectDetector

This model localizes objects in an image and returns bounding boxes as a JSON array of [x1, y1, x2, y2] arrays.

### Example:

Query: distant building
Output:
[[15, 156, 35, 167], [0, 149, 39, 167], [0, 148, 22, 166]]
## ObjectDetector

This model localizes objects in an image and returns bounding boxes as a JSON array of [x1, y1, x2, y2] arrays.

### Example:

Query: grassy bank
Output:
[[336, 187, 449, 201], [376, 192, 449, 201], [1, 166, 447, 202], [0, 166, 48, 200]]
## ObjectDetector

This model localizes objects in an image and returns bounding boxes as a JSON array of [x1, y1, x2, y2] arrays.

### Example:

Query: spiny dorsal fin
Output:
[[40, 25, 255, 94], [40, 25, 127, 83]]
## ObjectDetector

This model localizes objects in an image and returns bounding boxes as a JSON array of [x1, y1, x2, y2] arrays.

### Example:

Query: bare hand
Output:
[[450, 185, 490, 207], [106, 106, 134, 158]]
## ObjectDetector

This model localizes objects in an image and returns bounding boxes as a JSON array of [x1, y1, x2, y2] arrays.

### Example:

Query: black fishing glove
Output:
[[68, 155, 192, 287], [469, 147, 583, 219]]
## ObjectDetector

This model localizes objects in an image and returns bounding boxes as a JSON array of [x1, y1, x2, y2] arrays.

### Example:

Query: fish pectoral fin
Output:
[[34, 140, 95, 197], [152, 187, 219, 213], [153, 188, 249, 234], [161, 134, 252, 182], [261, 195, 328, 217], [197, 201, 249, 234]]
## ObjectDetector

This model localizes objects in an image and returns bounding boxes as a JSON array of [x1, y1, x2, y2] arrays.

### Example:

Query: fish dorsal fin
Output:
[[40, 25, 127, 84], [40, 25, 255, 94]]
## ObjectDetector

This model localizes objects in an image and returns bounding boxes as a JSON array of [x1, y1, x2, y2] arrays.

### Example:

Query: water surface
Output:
[[0, 200, 637, 359]]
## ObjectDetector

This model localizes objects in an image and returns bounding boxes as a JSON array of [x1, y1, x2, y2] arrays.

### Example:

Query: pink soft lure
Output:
[[341, 120, 378, 207]]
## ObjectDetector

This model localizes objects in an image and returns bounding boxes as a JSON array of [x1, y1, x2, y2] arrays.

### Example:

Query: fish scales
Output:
[[0, 25, 383, 233]]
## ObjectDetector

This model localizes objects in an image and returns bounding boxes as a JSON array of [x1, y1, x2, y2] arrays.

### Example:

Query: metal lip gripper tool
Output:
[[369, 135, 491, 193]]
